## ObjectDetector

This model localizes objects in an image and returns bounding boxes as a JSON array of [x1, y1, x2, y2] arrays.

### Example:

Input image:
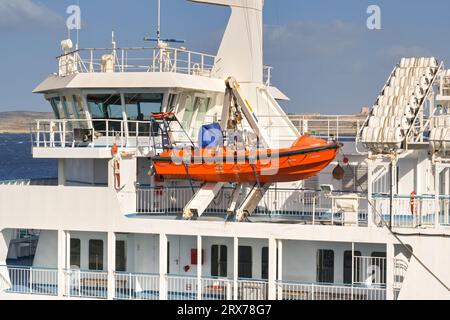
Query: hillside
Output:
[[0, 111, 54, 134]]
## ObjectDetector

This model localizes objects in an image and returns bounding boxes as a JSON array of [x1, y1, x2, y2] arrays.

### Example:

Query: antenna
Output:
[[144, 0, 186, 47], [157, 0, 161, 45]]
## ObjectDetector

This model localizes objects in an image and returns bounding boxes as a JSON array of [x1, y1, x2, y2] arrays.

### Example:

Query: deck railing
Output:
[[1, 265, 58, 296], [114, 272, 159, 300], [137, 186, 368, 226], [65, 269, 108, 299], [237, 279, 269, 300], [58, 47, 216, 77], [353, 256, 387, 286], [278, 281, 386, 300], [166, 275, 198, 300], [372, 195, 441, 228], [1, 268, 389, 300]]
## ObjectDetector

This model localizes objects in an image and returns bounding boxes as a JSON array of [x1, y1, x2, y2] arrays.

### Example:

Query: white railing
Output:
[[137, 187, 368, 226], [372, 195, 438, 228], [353, 256, 387, 286], [65, 269, 108, 299], [237, 279, 268, 300], [166, 275, 198, 300], [287, 115, 365, 141], [278, 281, 386, 300], [2, 266, 58, 296], [32, 118, 190, 150], [58, 47, 216, 77], [114, 272, 159, 300], [201, 278, 234, 300]]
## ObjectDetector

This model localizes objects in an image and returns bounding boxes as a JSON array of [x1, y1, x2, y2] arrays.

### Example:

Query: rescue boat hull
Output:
[[153, 136, 340, 184]]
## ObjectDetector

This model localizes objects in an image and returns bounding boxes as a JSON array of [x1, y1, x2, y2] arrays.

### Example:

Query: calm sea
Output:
[[0, 134, 57, 181]]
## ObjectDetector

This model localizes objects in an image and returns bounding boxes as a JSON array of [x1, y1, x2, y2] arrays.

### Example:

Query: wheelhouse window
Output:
[[343, 251, 362, 284], [238, 246, 252, 279], [89, 240, 104, 271], [70, 239, 81, 268], [87, 94, 122, 133], [211, 245, 227, 277], [87, 94, 122, 120], [125, 93, 164, 136], [317, 249, 334, 283], [49, 97, 65, 119], [124, 93, 163, 121]]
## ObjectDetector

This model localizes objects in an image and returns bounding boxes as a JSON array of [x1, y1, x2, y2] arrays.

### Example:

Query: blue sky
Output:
[[1, 0, 450, 115]]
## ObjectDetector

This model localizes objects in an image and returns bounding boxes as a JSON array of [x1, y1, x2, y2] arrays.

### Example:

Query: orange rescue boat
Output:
[[152, 135, 340, 184]]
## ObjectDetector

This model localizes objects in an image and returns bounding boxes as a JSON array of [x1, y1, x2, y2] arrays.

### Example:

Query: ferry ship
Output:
[[1, 0, 450, 300]]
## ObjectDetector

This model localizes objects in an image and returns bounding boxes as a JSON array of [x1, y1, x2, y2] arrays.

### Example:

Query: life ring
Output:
[[114, 159, 121, 190], [410, 191, 417, 215]]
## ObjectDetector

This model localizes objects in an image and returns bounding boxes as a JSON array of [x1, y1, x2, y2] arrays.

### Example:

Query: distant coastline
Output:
[[0, 111, 53, 134]]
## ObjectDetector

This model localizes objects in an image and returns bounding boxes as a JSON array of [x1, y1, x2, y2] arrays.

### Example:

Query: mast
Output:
[[157, 0, 161, 46]]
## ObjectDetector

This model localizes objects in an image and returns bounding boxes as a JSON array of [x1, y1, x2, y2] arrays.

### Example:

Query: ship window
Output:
[[238, 246, 252, 279], [211, 245, 227, 277], [124, 93, 163, 121], [181, 96, 195, 131], [49, 97, 65, 119], [116, 240, 126, 272], [89, 240, 104, 271], [70, 239, 81, 268], [87, 94, 122, 120], [191, 97, 211, 138], [317, 249, 334, 283], [343, 251, 361, 284], [168, 94, 178, 112]]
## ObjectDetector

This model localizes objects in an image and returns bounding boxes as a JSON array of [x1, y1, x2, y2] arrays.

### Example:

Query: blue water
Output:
[[0, 134, 57, 181]]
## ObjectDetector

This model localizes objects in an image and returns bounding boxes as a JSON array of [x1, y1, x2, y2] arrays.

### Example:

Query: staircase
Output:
[[359, 57, 441, 155]]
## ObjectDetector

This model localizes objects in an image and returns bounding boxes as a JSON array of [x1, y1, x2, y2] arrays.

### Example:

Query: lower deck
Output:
[[0, 230, 400, 301]]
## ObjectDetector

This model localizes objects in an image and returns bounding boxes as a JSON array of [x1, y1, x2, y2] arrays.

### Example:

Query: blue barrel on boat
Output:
[[199, 123, 223, 149]]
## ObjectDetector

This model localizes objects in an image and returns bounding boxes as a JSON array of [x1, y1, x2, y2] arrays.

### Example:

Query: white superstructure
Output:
[[1, 0, 450, 300]]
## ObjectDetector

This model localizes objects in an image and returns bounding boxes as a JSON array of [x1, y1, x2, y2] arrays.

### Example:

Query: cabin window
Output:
[[238, 246, 252, 279], [116, 240, 127, 272], [343, 251, 362, 284], [70, 239, 81, 268], [89, 240, 104, 271], [317, 249, 334, 283], [124, 93, 163, 121], [211, 245, 227, 277]]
